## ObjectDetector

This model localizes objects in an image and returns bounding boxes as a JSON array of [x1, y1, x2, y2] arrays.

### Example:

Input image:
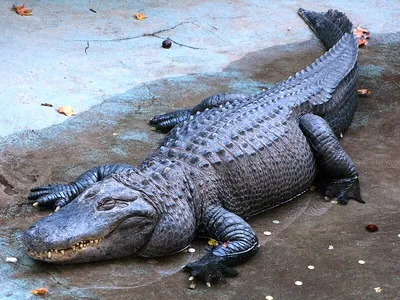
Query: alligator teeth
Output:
[[28, 237, 105, 260]]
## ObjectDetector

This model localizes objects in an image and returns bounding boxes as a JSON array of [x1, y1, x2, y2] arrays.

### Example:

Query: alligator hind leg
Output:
[[28, 164, 134, 209], [149, 93, 252, 132], [299, 114, 364, 204]]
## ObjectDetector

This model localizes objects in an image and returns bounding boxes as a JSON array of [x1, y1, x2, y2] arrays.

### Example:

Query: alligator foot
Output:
[[149, 108, 191, 132], [325, 176, 364, 205], [28, 183, 79, 209], [183, 253, 239, 286]]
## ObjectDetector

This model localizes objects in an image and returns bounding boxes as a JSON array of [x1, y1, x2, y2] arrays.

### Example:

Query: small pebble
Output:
[[112, 133, 119, 136], [295, 281, 303, 286], [398, 234, 400, 238], [162, 39, 172, 49], [366, 224, 378, 232], [188, 248, 196, 253], [5, 257, 18, 263], [266, 296, 274, 300], [272, 220, 280, 224], [374, 287, 382, 293], [188, 283, 196, 290], [307, 265, 315, 270], [263, 231, 272, 236], [358, 260, 366, 265], [330, 200, 338, 204], [328, 245, 334, 250]]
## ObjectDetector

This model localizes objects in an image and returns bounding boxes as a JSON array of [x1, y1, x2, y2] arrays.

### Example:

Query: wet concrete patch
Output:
[[1, 33, 399, 300]]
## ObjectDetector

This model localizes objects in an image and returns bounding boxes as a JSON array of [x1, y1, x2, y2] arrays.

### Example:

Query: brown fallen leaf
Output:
[[58, 106, 77, 116], [358, 89, 371, 96], [31, 287, 48, 295], [353, 26, 370, 47], [135, 12, 147, 20], [12, 4, 33, 16]]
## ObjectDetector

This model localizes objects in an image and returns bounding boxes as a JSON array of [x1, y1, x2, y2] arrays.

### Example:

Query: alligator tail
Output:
[[298, 8, 353, 49]]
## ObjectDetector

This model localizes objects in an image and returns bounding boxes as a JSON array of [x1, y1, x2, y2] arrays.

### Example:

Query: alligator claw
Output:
[[28, 183, 78, 208], [325, 177, 364, 205], [183, 253, 239, 285]]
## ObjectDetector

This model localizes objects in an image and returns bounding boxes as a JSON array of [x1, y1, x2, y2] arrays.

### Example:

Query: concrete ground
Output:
[[0, 0, 399, 299]]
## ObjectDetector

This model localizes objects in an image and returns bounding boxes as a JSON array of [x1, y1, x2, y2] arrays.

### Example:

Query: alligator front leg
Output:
[[28, 164, 134, 209], [150, 93, 252, 132], [299, 114, 364, 204], [184, 206, 258, 286]]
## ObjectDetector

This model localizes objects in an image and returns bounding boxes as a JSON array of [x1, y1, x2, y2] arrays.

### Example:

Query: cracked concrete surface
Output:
[[1, 0, 400, 299]]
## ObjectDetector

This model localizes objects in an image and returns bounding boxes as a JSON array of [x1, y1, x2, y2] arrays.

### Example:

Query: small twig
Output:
[[41, 103, 53, 107], [68, 22, 204, 49], [89, 8, 97, 13], [166, 37, 202, 49], [84, 41, 89, 54]]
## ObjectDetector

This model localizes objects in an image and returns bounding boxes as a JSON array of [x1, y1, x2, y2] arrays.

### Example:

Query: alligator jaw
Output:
[[26, 237, 105, 262]]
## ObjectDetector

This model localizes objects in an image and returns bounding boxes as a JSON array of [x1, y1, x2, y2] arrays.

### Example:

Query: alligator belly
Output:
[[218, 122, 316, 218]]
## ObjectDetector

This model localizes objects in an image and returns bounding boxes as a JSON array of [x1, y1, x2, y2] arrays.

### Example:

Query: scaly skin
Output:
[[24, 9, 364, 286]]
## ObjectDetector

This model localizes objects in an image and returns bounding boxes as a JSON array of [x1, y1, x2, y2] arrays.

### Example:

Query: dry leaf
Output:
[[353, 26, 370, 47], [135, 12, 147, 20], [12, 4, 33, 16], [31, 287, 48, 295], [58, 106, 77, 116], [207, 238, 219, 246], [358, 89, 371, 96]]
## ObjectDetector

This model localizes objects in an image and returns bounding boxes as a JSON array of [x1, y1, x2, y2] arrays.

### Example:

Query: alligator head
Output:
[[23, 177, 158, 263]]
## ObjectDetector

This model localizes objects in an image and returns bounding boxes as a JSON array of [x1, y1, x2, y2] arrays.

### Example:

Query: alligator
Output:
[[23, 8, 364, 286]]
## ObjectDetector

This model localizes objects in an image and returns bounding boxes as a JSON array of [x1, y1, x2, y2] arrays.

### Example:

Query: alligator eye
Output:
[[97, 198, 130, 211], [97, 198, 115, 211]]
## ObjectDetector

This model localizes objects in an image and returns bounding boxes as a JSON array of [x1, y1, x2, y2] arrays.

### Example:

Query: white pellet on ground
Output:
[[5, 257, 18, 263], [263, 231, 272, 236], [272, 220, 280, 224], [188, 248, 195, 253], [295, 281, 303, 286], [328, 245, 334, 250], [265, 296, 274, 300], [307, 265, 315, 270], [358, 260, 366, 265]]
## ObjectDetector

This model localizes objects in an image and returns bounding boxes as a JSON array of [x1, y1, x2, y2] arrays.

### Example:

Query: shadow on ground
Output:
[[0, 33, 399, 299]]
